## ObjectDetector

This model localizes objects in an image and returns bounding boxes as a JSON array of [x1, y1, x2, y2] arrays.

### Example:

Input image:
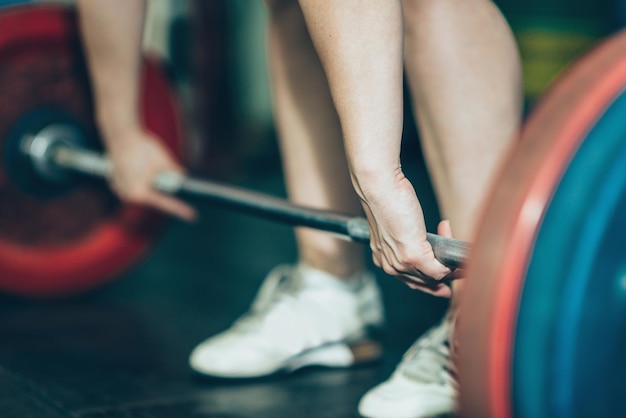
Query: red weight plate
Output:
[[0, 4, 184, 297], [458, 31, 626, 418]]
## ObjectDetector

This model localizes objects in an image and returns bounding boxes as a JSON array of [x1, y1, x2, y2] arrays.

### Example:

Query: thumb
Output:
[[437, 219, 453, 238]]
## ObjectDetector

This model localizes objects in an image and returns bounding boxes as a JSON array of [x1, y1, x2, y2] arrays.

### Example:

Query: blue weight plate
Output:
[[552, 120, 626, 417], [458, 29, 626, 418], [513, 85, 626, 417]]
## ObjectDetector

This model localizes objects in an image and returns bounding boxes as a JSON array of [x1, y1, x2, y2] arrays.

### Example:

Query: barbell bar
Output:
[[30, 129, 470, 270]]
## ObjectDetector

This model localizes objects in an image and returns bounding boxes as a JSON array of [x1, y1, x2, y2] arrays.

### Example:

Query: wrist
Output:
[[96, 107, 142, 144], [349, 161, 405, 201]]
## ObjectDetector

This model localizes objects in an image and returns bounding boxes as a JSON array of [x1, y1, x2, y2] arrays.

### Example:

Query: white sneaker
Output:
[[358, 313, 458, 418], [189, 263, 385, 378]]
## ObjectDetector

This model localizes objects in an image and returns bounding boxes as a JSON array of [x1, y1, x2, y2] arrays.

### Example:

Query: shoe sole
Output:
[[192, 339, 382, 380], [285, 338, 382, 372]]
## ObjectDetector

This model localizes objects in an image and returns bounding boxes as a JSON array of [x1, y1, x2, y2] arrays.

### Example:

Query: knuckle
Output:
[[370, 242, 382, 253], [395, 246, 421, 266], [381, 263, 397, 277], [390, 259, 407, 274]]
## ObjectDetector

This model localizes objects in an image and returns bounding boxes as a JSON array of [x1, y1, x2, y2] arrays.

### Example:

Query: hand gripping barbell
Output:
[[27, 127, 470, 269]]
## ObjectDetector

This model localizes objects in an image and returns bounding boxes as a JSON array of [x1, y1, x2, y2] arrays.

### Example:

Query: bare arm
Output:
[[76, 0, 195, 220], [297, 0, 451, 295]]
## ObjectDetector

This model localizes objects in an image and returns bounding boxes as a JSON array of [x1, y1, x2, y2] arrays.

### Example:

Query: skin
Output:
[[292, 0, 522, 296], [294, 0, 452, 294], [76, 0, 196, 221], [76, 0, 522, 296], [399, 0, 523, 302], [263, 0, 365, 279]]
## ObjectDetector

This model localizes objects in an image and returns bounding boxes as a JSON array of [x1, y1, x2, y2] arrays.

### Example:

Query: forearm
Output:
[[76, 0, 147, 142], [297, 0, 405, 197]]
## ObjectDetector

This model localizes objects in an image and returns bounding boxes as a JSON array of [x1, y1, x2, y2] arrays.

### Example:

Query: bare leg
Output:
[[187, 0, 385, 381], [402, 0, 523, 303], [404, 0, 522, 241], [264, 0, 365, 279]]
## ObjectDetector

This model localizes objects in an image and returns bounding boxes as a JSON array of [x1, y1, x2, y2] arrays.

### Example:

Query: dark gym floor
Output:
[[0, 141, 449, 418]]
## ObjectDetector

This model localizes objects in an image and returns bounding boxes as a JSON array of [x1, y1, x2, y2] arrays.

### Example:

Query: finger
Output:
[[437, 219, 453, 238], [399, 276, 453, 298], [444, 268, 465, 282], [423, 234, 454, 280], [378, 252, 399, 279], [144, 191, 197, 221], [372, 252, 382, 268], [412, 255, 451, 282], [378, 237, 450, 282], [422, 284, 453, 298], [419, 284, 452, 298]]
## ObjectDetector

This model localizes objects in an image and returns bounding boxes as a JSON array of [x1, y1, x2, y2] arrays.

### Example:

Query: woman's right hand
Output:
[[355, 170, 452, 297], [103, 125, 196, 221]]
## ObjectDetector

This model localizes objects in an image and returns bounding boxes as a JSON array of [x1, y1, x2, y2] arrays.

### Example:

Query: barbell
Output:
[[0, 4, 184, 296], [26, 130, 470, 266], [0, 3, 624, 418]]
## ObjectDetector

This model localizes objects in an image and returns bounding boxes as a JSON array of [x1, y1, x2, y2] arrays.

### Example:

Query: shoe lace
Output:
[[401, 317, 458, 388]]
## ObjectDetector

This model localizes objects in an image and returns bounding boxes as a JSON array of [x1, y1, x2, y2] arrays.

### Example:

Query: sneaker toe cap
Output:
[[358, 374, 455, 418], [189, 335, 283, 378]]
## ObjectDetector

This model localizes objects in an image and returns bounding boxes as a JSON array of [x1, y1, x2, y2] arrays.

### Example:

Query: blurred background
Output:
[[2, 0, 622, 180], [0, 0, 624, 417]]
